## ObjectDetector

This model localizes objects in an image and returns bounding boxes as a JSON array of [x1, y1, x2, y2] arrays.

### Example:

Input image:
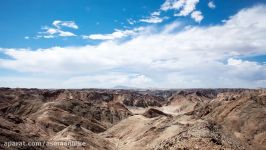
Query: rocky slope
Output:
[[0, 88, 265, 149]]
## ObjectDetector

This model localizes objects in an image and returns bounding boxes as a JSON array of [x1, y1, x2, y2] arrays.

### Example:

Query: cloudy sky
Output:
[[0, 0, 266, 89]]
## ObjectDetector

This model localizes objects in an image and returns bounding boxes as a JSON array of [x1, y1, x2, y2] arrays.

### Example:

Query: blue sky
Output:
[[0, 0, 266, 88]]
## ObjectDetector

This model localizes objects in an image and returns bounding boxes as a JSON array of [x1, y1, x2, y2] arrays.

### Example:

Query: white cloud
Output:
[[45, 27, 58, 34], [53, 20, 78, 29], [151, 11, 161, 16], [161, 0, 186, 11], [191, 11, 204, 22], [39, 27, 77, 38], [226, 58, 266, 81], [0, 76, 60, 89], [62, 73, 152, 88], [160, 0, 203, 22], [140, 16, 164, 24], [83, 27, 145, 40], [1, 5, 266, 88], [161, 21, 182, 33], [161, 0, 199, 16], [58, 30, 76, 37], [208, 1, 216, 9], [127, 18, 136, 25], [177, 0, 199, 16], [43, 35, 55, 39], [34, 20, 78, 39], [140, 11, 166, 24], [0, 73, 152, 89]]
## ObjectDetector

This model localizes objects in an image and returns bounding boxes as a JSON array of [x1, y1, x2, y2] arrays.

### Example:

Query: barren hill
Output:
[[0, 88, 265, 149]]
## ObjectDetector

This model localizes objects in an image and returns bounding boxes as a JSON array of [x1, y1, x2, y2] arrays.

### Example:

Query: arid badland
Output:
[[0, 88, 265, 150]]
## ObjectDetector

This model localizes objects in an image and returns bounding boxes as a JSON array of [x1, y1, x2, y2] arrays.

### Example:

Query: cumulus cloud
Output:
[[1, 5, 266, 88], [160, 0, 203, 22], [161, 0, 199, 14], [208, 1, 216, 9], [191, 11, 204, 23], [176, 0, 199, 16], [160, 0, 186, 11]]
